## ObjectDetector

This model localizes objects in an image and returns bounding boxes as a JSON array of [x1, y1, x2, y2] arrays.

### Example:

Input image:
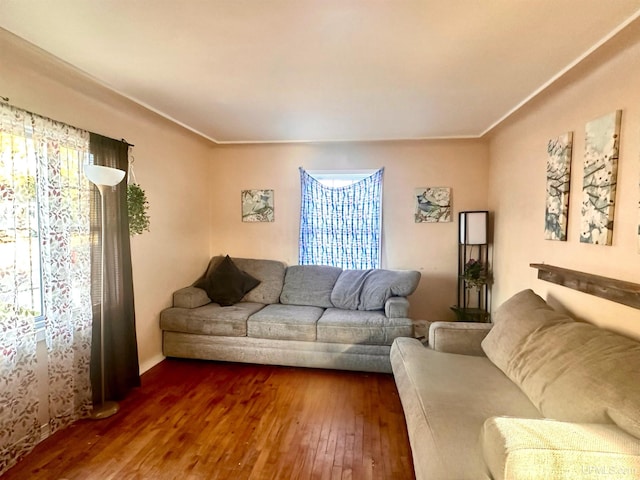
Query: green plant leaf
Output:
[[127, 183, 150, 236]]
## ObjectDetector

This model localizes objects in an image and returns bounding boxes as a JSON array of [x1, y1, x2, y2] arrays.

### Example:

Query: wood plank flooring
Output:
[[3, 359, 415, 480]]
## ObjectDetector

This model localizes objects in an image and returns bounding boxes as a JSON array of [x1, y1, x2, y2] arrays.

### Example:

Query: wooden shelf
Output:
[[530, 263, 640, 310]]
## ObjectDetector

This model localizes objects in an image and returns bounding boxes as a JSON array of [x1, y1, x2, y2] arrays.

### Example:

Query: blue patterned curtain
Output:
[[299, 167, 383, 269]]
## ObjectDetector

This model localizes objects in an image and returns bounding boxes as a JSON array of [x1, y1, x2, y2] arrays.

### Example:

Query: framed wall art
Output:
[[580, 110, 622, 245], [544, 132, 573, 241], [415, 187, 451, 223], [242, 189, 274, 222]]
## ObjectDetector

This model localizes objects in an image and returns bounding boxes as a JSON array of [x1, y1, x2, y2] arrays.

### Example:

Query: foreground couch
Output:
[[161, 255, 420, 373], [391, 289, 640, 480]]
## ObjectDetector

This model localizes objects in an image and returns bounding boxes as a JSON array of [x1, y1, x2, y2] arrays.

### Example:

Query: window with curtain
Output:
[[298, 167, 383, 269], [0, 106, 140, 476], [0, 103, 93, 474]]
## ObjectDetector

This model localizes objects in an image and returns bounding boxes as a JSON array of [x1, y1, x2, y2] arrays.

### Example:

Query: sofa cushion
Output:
[[481, 417, 640, 480], [280, 265, 342, 308], [233, 257, 287, 304], [160, 302, 265, 337], [481, 289, 571, 374], [173, 286, 211, 309], [248, 304, 324, 341], [506, 321, 640, 431], [331, 269, 421, 310], [317, 308, 412, 345], [197, 256, 286, 305], [194, 255, 260, 306], [390, 337, 541, 480], [608, 408, 640, 439]]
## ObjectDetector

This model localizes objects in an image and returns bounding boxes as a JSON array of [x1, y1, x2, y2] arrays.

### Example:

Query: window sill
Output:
[[36, 327, 46, 343]]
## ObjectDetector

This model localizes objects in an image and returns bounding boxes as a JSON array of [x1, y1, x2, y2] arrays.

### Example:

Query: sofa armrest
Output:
[[482, 417, 640, 480], [385, 296, 409, 318], [428, 321, 492, 356], [173, 286, 211, 309]]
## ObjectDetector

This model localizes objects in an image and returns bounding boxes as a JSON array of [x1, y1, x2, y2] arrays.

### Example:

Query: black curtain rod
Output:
[[1, 96, 134, 147]]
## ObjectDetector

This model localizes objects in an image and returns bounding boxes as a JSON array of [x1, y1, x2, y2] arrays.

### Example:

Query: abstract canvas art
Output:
[[580, 110, 622, 245], [242, 189, 274, 222], [545, 132, 573, 241], [415, 187, 451, 223]]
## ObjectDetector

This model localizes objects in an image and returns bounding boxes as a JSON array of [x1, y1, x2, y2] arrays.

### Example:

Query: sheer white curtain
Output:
[[0, 104, 40, 475], [0, 104, 93, 474], [32, 115, 93, 432]]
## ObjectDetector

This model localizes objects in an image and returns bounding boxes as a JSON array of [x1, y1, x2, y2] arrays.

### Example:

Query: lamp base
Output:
[[90, 401, 119, 420]]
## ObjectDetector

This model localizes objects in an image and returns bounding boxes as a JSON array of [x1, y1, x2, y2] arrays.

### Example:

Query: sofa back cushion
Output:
[[481, 289, 571, 374], [331, 269, 421, 310], [506, 321, 640, 433], [482, 289, 640, 438], [280, 265, 342, 308], [197, 256, 286, 305]]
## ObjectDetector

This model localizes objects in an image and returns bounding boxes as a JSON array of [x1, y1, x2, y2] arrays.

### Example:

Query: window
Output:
[[298, 168, 383, 269], [0, 125, 44, 323], [0, 109, 90, 331]]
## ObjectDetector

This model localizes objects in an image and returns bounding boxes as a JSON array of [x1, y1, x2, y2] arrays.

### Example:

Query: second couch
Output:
[[160, 255, 421, 373]]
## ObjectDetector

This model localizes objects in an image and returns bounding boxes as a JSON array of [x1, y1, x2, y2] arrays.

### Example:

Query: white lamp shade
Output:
[[84, 164, 126, 187], [459, 211, 488, 245]]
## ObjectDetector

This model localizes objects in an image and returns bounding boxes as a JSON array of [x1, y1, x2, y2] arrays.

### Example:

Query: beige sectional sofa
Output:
[[160, 255, 420, 373], [391, 289, 640, 480]]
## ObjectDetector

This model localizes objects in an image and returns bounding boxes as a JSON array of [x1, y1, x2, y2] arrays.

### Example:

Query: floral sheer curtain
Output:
[[298, 167, 384, 269], [33, 115, 93, 431], [0, 104, 92, 474], [0, 105, 40, 474]]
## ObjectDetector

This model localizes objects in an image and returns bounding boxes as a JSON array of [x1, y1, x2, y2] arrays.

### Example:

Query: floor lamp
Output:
[[84, 164, 126, 420]]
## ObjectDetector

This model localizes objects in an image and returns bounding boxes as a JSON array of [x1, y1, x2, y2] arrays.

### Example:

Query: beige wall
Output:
[[1, 30, 213, 373], [210, 140, 489, 321], [487, 19, 640, 340], [9, 11, 639, 380]]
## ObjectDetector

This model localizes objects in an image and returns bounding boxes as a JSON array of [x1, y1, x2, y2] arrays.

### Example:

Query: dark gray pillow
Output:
[[194, 255, 260, 306]]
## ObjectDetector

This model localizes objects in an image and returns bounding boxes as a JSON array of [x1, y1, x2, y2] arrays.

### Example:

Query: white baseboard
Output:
[[139, 353, 165, 375]]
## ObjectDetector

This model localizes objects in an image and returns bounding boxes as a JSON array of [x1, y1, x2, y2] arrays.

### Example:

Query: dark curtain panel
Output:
[[89, 133, 140, 402]]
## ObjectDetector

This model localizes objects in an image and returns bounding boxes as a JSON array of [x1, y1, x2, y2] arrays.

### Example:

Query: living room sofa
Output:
[[391, 289, 640, 480], [160, 255, 421, 373]]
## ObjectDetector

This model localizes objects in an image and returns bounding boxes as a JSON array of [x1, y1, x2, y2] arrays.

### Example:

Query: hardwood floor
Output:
[[3, 359, 415, 480]]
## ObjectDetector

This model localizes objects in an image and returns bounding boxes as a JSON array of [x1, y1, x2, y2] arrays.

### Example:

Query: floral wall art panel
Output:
[[580, 110, 622, 245], [545, 132, 573, 241], [415, 187, 452, 223], [242, 189, 274, 222]]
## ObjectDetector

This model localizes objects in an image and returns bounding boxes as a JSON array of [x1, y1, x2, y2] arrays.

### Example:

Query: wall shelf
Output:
[[530, 263, 640, 310]]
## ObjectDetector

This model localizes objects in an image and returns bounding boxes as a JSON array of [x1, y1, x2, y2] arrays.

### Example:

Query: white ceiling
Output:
[[1, 1, 639, 144]]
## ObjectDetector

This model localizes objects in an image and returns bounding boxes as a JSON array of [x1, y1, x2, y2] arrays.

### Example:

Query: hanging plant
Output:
[[126, 150, 150, 236], [127, 183, 150, 235]]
